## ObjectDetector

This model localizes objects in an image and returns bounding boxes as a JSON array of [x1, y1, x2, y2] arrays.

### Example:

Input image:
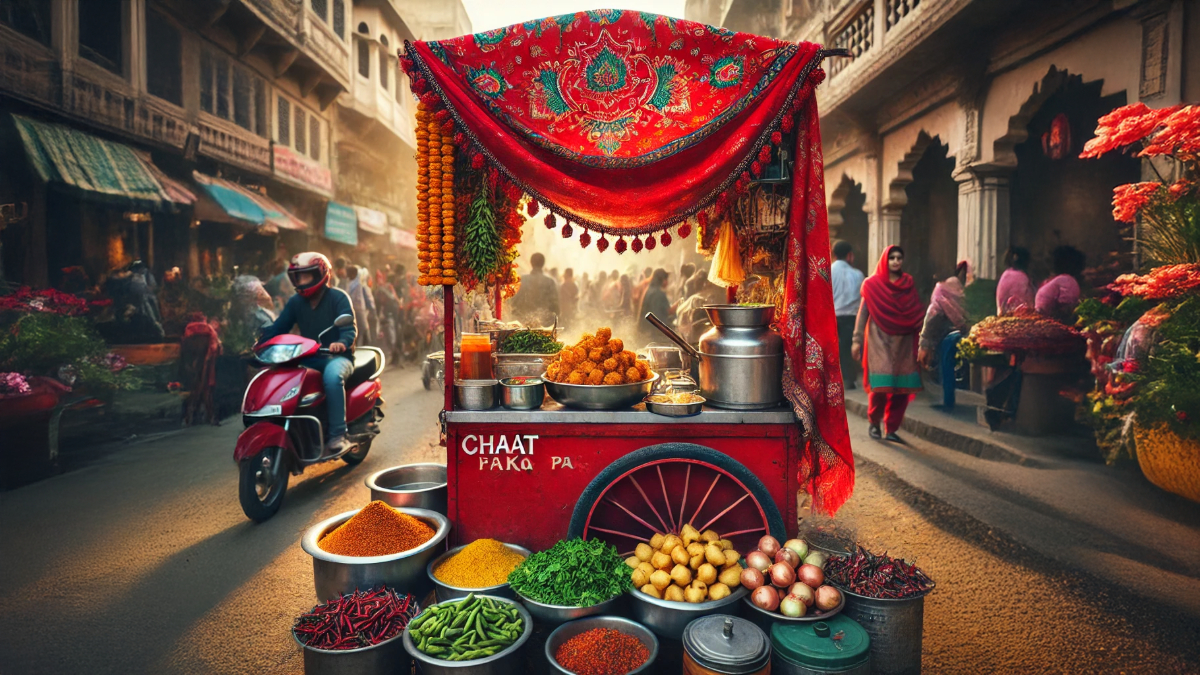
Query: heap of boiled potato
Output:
[[625, 523, 743, 603]]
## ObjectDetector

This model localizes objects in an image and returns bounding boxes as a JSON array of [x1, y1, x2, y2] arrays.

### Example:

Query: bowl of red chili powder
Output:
[[302, 501, 450, 601], [546, 616, 658, 675]]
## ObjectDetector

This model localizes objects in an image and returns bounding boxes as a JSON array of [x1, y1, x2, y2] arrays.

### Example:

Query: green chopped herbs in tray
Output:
[[408, 593, 523, 661], [499, 330, 564, 354], [507, 538, 631, 606]]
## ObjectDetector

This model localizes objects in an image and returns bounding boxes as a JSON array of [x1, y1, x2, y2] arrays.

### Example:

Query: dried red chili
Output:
[[554, 627, 649, 675], [293, 587, 418, 650], [825, 545, 934, 599]]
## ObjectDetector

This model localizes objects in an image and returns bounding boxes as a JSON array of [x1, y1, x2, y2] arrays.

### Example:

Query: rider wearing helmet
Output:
[[259, 252, 358, 453]]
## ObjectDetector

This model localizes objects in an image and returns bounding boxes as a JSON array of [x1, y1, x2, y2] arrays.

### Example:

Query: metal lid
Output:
[[682, 615, 771, 674], [771, 615, 870, 670]]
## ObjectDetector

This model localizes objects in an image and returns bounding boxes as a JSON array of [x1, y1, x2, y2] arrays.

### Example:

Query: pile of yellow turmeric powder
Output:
[[434, 538, 526, 588]]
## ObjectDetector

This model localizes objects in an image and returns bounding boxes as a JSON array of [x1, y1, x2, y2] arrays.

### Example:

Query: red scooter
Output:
[[235, 314, 385, 521]]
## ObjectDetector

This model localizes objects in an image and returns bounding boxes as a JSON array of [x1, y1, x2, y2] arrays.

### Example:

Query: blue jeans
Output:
[[300, 354, 354, 438], [938, 332, 963, 409]]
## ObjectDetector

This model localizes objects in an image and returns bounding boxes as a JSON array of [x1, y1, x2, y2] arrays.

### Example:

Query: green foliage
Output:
[[463, 180, 501, 284], [964, 278, 998, 326], [0, 313, 141, 393], [1132, 297, 1200, 440], [506, 538, 630, 606], [1139, 191, 1200, 267]]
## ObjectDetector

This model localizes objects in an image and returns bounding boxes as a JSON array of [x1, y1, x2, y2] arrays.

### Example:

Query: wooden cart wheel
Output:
[[567, 443, 786, 555]]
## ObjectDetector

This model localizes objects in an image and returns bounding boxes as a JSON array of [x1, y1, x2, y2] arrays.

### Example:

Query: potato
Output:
[[681, 524, 700, 546], [649, 533, 666, 550], [719, 539, 734, 551], [651, 551, 673, 571], [684, 585, 707, 603], [705, 544, 726, 566], [690, 579, 708, 595], [662, 534, 683, 553], [671, 545, 691, 566], [632, 568, 650, 588], [701, 529, 720, 543], [689, 553, 704, 570], [625, 556, 641, 569], [635, 543, 654, 562], [640, 583, 662, 599], [637, 562, 654, 578], [687, 542, 706, 557], [723, 549, 741, 566], [708, 582, 732, 601], [650, 569, 672, 591], [719, 564, 743, 588], [670, 564, 693, 587], [697, 563, 718, 585], [665, 585, 685, 602]]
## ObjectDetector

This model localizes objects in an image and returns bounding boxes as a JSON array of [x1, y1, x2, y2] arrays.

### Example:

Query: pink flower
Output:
[[1110, 182, 1161, 223], [0, 372, 32, 395]]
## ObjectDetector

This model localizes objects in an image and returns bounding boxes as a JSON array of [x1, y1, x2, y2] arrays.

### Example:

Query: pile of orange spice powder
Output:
[[319, 501, 436, 556]]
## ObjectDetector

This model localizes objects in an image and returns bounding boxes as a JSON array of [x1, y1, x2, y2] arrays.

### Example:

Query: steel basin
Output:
[[499, 378, 546, 410], [455, 380, 498, 410], [627, 585, 749, 640], [703, 304, 776, 327], [543, 372, 659, 410], [402, 595, 532, 675], [302, 507, 450, 602], [292, 616, 412, 675], [545, 616, 659, 675], [365, 464, 447, 515], [427, 543, 531, 602], [515, 591, 626, 628]]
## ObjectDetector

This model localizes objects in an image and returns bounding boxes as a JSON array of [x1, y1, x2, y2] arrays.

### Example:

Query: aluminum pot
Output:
[[402, 595, 533, 675], [545, 616, 659, 675], [426, 542, 531, 602], [455, 380, 498, 410], [627, 585, 749, 640], [292, 620, 412, 675], [365, 464, 447, 514], [302, 507, 450, 602], [646, 307, 783, 410]]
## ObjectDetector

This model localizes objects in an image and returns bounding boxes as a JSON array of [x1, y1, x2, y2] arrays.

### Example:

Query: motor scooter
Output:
[[234, 314, 385, 521]]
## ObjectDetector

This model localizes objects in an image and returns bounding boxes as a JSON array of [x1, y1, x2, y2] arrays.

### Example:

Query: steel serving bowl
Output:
[[494, 352, 560, 380], [703, 304, 776, 327], [292, 613, 413, 675], [643, 395, 705, 417], [499, 378, 546, 410], [739, 591, 845, 633], [514, 591, 626, 627], [627, 585, 750, 640], [402, 595, 533, 675], [426, 543, 531, 602], [545, 616, 659, 675], [543, 372, 660, 410], [365, 464, 448, 514], [302, 507, 450, 602], [455, 380, 498, 410]]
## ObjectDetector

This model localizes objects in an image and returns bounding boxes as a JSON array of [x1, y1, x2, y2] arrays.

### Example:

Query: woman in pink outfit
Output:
[[996, 247, 1035, 315], [1035, 245, 1086, 322]]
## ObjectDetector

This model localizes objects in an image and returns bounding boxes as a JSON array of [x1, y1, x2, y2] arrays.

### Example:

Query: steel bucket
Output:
[[837, 589, 928, 675], [293, 624, 412, 675]]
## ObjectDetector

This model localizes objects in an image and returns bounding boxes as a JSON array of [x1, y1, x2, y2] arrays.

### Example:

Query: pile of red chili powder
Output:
[[554, 627, 649, 675], [318, 501, 435, 556]]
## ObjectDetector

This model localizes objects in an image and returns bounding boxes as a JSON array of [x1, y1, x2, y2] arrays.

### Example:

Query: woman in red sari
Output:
[[851, 246, 925, 441]]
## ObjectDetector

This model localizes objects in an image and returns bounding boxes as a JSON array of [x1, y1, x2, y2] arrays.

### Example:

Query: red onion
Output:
[[758, 536, 781, 559], [775, 548, 800, 569], [797, 564, 824, 588], [746, 551, 772, 573], [783, 539, 809, 560], [740, 567, 765, 591], [779, 593, 806, 618], [788, 582, 815, 607], [751, 585, 779, 611], [769, 562, 796, 588], [815, 585, 842, 611]]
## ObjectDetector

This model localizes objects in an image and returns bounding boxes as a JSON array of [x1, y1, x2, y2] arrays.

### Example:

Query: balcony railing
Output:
[[827, 0, 927, 78], [886, 0, 920, 31], [829, 4, 873, 78]]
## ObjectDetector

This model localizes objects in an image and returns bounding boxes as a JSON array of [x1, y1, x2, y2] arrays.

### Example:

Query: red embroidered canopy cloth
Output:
[[405, 10, 854, 514]]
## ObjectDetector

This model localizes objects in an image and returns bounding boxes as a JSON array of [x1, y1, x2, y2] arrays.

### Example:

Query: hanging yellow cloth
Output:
[[708, 220, 745, 288]]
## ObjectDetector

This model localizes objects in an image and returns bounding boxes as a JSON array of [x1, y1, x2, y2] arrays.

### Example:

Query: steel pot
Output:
[[646, 306, 784, 410], [365, 464, 447, 514]]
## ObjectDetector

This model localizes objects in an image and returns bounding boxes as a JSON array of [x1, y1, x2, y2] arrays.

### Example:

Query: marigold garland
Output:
[[415, 103, 458, 286]]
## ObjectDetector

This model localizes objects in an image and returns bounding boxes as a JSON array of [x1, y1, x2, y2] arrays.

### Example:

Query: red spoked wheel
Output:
[[567, 443, 785, 555]]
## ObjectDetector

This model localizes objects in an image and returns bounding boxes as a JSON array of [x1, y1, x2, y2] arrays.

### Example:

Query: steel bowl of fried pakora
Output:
[[542, 327, 659, 409]]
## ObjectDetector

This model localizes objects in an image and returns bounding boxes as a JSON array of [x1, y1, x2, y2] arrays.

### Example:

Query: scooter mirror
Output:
[[334, 314, 354, 328]]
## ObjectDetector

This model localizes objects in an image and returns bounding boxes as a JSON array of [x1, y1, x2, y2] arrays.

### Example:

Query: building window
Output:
[[79, 0, 124, 74], [233, 67, 252, 130], [379, 35, 390, 89], [333, 0, 345, 39], [277, 96, 290, 147], [357, 39, 370, 78], [215, 57, 230, 119], [310, 117, 321, 161], [145, 9, 182, 106], [200, 51, 213, 113], [200, 48, 269, 135], [0, 0, 52, 46], [294, 106, 306, 155], [254, 79, 268, 139], [310, 0, 326, 21]]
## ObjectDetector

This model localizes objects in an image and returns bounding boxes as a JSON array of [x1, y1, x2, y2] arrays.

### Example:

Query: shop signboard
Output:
[[325, 202, 358, 246], [390, 226, 416, 250], [273, 145, 333, 197], [354, 205, 389, 235]]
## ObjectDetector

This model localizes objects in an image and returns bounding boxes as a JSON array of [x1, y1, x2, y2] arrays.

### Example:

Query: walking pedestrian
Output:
[[830, 241, 864, 389], [509, 252, 559, 326], [639, 268, 673, 342], [852, 245, 925, 442], [996, 247, 1035, 315], [346, 265, 377, 346], [559, 268, 579, 328]]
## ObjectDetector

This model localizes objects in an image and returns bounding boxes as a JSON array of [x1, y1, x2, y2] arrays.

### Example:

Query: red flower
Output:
[[1080, 103, 1179, 158], [1139, 105, 1200, 157], [758, 146, 772, 163], [1109, 263, 1200, 300], [1110, 182, 1160, 223], [1167, 179, 1194, 200], [470, 153, 485, 170], [780, 115, 794, 133], [750, 161, 762, 177], [770, 131, 782, 145]]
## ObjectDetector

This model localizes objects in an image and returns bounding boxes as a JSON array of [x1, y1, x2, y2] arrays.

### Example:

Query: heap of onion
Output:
[[746, 551, 772, 573], [758, 536, 781, 559], [751, 585, 780, 611], [815, 585, 842, 611], [740, 567, 765, 591], [769, 562, 796, 588]]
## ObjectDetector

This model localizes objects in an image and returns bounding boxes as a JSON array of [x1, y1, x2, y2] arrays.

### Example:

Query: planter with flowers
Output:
[[1073, 103, 1200, 502]]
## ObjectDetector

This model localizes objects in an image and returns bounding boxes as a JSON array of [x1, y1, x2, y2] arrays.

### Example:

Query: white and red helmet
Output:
[[287, 252, 332, 298]]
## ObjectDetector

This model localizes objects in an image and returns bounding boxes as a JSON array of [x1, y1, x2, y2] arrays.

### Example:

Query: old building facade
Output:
[[695, 0, 1200, 293]]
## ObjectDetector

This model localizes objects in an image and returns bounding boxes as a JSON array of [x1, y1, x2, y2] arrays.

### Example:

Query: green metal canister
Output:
[[770, 616, 871, 675]]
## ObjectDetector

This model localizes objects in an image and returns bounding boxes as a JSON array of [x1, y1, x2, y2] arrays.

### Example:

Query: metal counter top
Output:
[[445, 402, 796, 424]]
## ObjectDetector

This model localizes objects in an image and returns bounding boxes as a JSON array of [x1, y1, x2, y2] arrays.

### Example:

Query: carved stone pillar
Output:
[[870, 206, 902, 266], [956, 171, 1010, 279]]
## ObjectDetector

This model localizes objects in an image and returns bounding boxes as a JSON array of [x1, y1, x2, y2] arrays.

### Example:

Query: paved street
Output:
[[1, 370, 1198, 674]]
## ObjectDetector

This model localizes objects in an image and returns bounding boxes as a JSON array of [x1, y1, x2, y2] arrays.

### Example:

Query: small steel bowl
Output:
[[427, 542, 531, 602], [365, 464, 447, 514], [546, 616, 659, 675], [739, 591, 845, 633], [292, 604, 416, 675], [455, 380, 497, 410], [402, 595, 532, 675], [514, 590, 626, 628], [543, 372, 660, 410], [301, 507, 450, 602], [644, 395, 705, 417], [627, 585, 749, 640], [499, 377, 546, 410]]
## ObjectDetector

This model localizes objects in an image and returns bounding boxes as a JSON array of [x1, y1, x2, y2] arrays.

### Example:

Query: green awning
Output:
[[13, 114, 178, 210]]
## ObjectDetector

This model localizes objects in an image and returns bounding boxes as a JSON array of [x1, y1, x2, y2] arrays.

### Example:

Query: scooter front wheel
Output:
[[239, 447, 288, 522]]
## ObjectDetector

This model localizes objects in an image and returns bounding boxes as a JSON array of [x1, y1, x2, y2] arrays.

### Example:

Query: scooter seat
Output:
[[346, 347, 383, 388]]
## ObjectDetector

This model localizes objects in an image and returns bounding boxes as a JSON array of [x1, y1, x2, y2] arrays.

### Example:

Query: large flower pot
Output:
[[1134, 423, 1200, 504]]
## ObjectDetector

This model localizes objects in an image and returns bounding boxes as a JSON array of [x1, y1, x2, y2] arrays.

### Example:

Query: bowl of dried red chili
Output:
[[302, 504, 451, 602], [546, 616, 659, 675], [291, 587, 420, 675]]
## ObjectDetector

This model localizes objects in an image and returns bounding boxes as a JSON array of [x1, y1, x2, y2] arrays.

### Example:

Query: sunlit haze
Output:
[[462, 1, 687, 33]]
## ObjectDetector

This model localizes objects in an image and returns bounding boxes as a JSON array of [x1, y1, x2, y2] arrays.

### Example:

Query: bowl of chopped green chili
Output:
[[402, 593, 532, 674]]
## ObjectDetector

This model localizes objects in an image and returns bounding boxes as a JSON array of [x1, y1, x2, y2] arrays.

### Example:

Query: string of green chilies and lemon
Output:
[[409, 593, 523, 661]]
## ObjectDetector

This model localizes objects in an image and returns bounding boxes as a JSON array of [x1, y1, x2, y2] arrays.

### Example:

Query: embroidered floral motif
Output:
[[709, 56, 744, 89], [466, 65, 509, 98], [473, 27, 507, 51]]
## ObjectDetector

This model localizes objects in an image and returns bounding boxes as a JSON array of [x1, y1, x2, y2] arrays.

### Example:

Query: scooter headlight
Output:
[[257, 343, 305, 364]]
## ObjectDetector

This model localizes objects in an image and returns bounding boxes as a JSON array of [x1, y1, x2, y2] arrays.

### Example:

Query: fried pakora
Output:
[[602, 358, 619, 372], [587, 369, 605, 385], [567, 371, 585, 385], [603, 371, 625, 385]]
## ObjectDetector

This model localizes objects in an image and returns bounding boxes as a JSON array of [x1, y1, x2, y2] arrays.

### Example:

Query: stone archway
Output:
[[829, 174, 870, 275], [889, 132, 958, 299]]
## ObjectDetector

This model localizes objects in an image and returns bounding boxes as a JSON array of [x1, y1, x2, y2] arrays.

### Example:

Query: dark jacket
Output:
[[260, 287, 357, 350], [639, 285, 673, 341]]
